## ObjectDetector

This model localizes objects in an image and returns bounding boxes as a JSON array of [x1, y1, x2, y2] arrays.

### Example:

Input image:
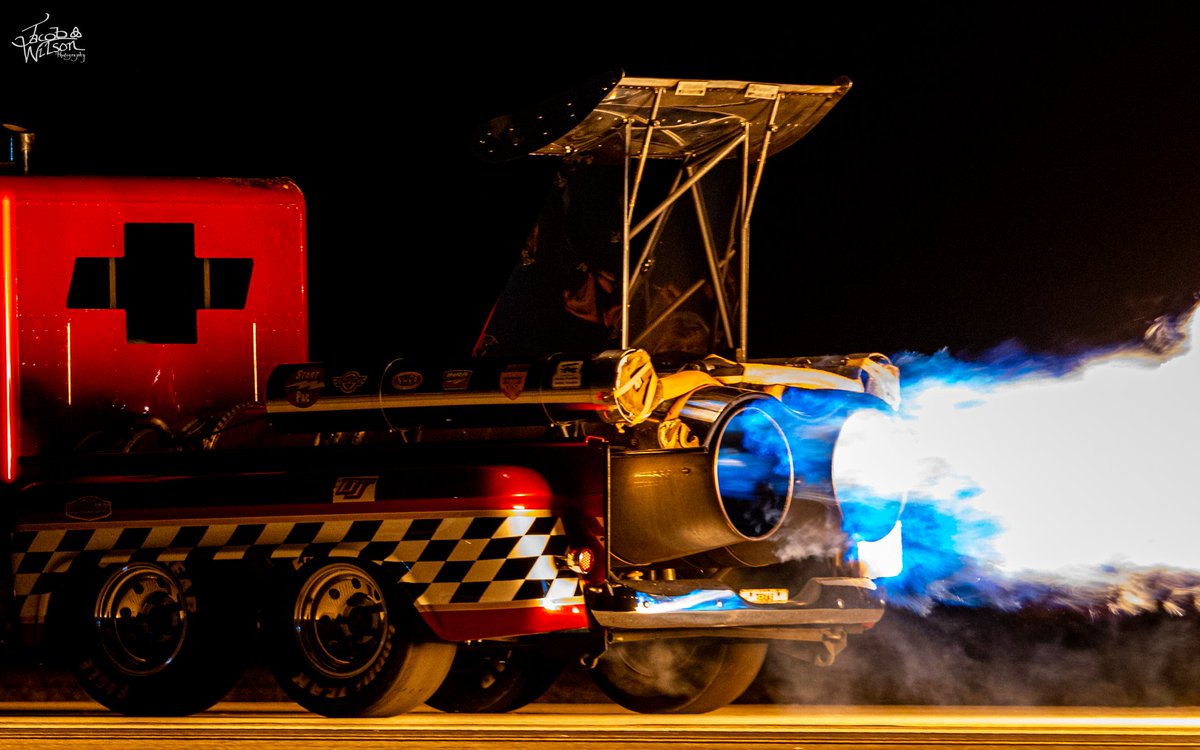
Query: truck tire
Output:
[[267, 560, 455, 717], [426, 645, 563, 713], [62, 561, 247, 715], [591, 639, 767, 713]]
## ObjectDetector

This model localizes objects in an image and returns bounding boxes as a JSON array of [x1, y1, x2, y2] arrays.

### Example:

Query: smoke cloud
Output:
[[751, 606, 1200, 706]]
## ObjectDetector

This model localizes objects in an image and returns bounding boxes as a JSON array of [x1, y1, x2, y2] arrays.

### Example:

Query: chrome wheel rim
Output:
[[94, 563, 188, 676], [293, 563, 389, 679]]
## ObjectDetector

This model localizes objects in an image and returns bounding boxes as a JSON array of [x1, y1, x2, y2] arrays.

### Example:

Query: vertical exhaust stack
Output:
[[2, 125, 34, 175]]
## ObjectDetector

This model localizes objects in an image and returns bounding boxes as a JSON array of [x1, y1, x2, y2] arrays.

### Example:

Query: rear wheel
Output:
[[426, 644, 562, 713], [62, 561, 247, 715], [267, 561, 455, 717], [591, 639, 767, 713]]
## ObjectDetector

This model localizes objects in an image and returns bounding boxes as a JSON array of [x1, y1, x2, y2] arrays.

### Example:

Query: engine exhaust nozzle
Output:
[[611, 387, 907, 567], [610, 389, 794, 565]]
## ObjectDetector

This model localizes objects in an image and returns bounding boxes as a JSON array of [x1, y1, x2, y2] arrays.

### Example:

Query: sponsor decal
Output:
[[65, 495, 111, 521], [332, 370, 368, 394], [738, 587, 790, 604], [499, 366, 528, 400], [442, 369, 472, 391], [745, 83, 780, 100], [551, 360, 584, 389], [390, 371, 423, 390], [284, 366, 325, 408], [333, 476, 379, 502]]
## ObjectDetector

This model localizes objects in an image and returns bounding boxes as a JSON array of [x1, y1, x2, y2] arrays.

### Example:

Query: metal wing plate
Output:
[[532, 76, 851, 161]]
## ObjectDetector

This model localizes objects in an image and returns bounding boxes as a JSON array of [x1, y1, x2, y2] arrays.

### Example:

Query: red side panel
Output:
[[12, 463, 595, 641], [0, 177, 308, 471], [427, 606, 589, 641], [0, 193, 18, 482]]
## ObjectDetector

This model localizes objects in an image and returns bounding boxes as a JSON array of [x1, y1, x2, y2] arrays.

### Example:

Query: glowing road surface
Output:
[[0, 704, 1198, 748]]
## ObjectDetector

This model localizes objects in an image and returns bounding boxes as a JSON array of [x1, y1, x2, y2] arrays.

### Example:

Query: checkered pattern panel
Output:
[[10, 513, 582, 622]]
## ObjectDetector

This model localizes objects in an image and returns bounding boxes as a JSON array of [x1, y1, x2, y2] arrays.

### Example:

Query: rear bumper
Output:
[[589, 576, 885, 631]]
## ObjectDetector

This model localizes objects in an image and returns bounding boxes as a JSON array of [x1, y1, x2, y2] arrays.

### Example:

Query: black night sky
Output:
[[5, 5, 1200, 363]]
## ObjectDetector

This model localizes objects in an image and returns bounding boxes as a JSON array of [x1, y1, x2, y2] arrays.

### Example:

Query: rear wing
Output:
[[476, 73, 852, 361]]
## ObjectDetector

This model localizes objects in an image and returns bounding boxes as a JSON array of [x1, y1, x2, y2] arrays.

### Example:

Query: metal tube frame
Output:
[[628, 165, 684, 292], [617, 87, 787, 360], [626, 88, 663, 228], [623, 139, 744, 349], [739, 94, 784, 361], [621, 119, 632, 348], [628, 131, 747, 240], [686, 169, 734, 349], [632, 248, 735, 348]]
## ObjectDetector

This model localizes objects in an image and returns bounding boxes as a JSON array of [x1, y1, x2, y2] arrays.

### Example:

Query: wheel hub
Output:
[[294, 564, 389, 679], [94, 563, 188, 676]]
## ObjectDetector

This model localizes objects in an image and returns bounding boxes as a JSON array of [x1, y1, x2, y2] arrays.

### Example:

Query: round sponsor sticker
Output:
[[391, 371, 423, 390], [284, 366, 326, 408]]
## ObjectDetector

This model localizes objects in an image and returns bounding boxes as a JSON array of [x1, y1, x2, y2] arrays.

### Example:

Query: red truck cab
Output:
[[0, 176, 308, 472]]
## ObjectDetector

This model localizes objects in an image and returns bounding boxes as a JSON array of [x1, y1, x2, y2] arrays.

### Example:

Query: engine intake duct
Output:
[[266, 349, 657, 433]]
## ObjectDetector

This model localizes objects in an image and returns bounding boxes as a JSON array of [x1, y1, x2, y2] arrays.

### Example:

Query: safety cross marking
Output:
[[66, 222, 253, 344]]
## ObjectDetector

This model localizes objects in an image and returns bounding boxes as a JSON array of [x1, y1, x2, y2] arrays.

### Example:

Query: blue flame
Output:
[[874, 490, 1004, 611], [634, 588, 751, 613], [869, 339, 1193, 613], [782, 387, 909, 543], [867, 344, 1058, 610], [731, 325, 1200, 616], [715, 402, 794, 537]]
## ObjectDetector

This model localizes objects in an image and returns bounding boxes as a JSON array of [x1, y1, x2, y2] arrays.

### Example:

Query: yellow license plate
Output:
[[738, 588, 789, 604]]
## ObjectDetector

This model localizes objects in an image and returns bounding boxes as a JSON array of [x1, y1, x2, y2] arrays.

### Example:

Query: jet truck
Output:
[[0, 73, 905, 716]]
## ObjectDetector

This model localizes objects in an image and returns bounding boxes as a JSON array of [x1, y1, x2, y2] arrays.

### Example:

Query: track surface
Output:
[[0, 703, 1198, 749]]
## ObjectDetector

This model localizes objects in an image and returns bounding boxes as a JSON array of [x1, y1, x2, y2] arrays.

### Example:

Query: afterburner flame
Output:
[[841, 305, 1200, 611]]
